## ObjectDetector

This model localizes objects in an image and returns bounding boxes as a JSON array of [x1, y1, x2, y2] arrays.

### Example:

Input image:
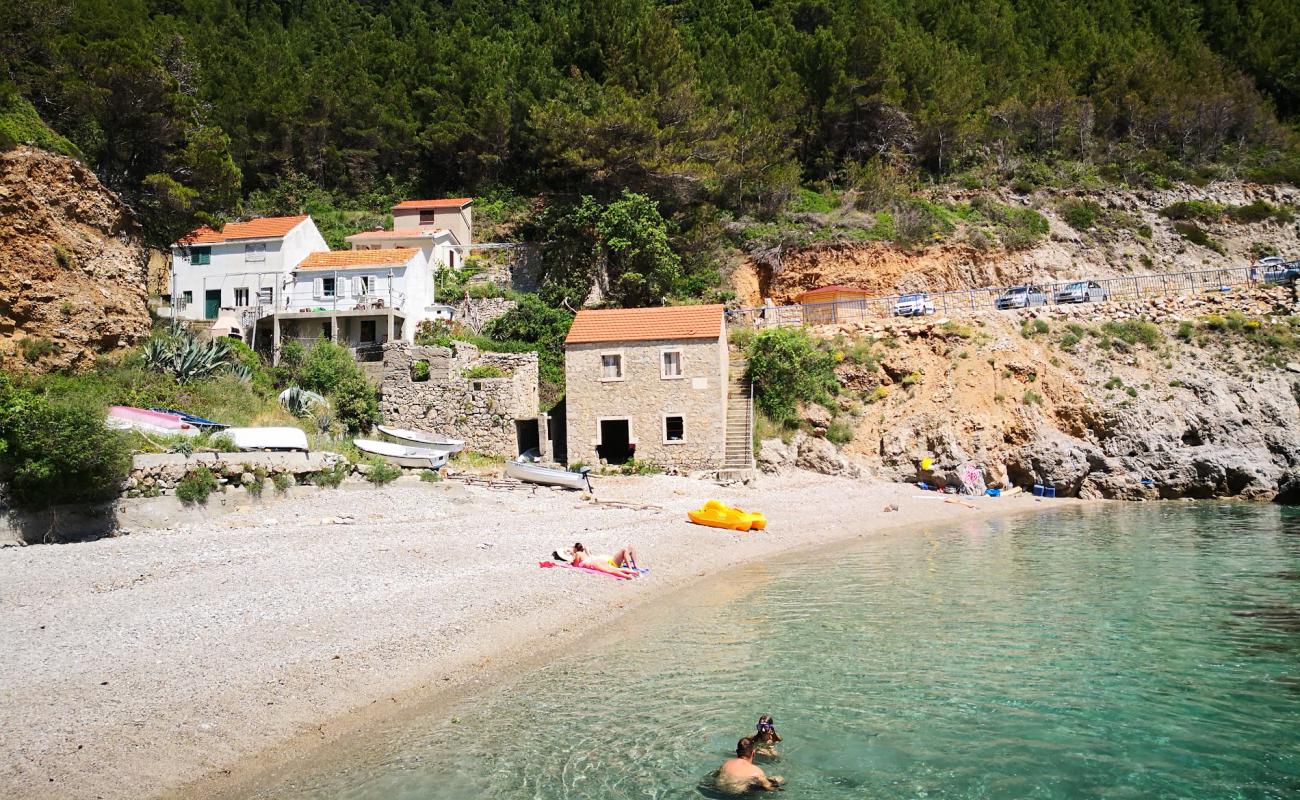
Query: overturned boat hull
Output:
[[504, 459, 592, 491], [354, 438, 449, 470], [376, 425, 465, 454]]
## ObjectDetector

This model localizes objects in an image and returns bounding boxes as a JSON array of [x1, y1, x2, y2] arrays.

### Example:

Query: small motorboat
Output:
[[149, 407, 229, 430], [687, 500, 766, 531], [504, 456, 592, 491], [226, 427, 309, 452], [354, 438, 449, 469], [376, 425, 465, 454], [107, 406, 200, 437]]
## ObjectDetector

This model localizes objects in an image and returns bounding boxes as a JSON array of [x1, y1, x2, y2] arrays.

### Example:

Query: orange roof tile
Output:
[[565, 305, 725, 345], [297, 249, 419, 270], [344, 229, 447, 240], [393, 198, 473, 210], [178, 215, 308, 245]]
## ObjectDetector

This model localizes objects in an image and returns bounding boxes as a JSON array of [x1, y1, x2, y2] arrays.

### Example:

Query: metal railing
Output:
[[279, 287, 407, 314], [727, 264, 1294, 328]]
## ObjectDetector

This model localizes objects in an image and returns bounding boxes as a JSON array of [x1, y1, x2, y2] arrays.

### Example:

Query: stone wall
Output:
[[379, 341, 539, 458], [125, 452, 345, 497], [564, 337, 727, 472], [453, 296, 517, 333]]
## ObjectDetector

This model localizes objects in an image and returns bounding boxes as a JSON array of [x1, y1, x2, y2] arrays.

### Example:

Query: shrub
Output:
[[1104, 377, 1124, 390], [463, 364, 509, 379], [311, 459, 351, 488], [1159, 200, 1224, 221], [1226, 200, 1294, 224], [280, 340, 378, 432], [1022, 390, 1043, 405], [411, 360, 431, 382], [19, 337, 60, 363], [273, 472, 294, 492], [1101, 320, 1162, 348], [0, 378, 132, 509], [1058, 199, 1103, 231], [1171, 221, 1223, 252], [901, 371, 921, 387], [362, 456, 402, 485], [867, 385, 890, 404], [176, 467, 219, 504], [1059, 333, 1080, 351], [420, 469, 441, 482], [52, 244, 75, 268], [245, 474, 264, 496], [59, 300, 74, 318], [1125, 386, 1138, 397], [1176, 321, 1195, 340], [746, 328, 837, 425], [826, 419, 854, 445]]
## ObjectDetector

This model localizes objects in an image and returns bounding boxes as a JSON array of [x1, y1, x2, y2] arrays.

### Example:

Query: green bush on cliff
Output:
[[0, 376, 130, 509], [745, 328, 836, 426]]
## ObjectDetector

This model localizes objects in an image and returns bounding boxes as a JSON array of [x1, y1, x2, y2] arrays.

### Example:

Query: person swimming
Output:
[[753, 714, 782, 758], [714, 737, 784, 794], [562, 542, 641, 579]]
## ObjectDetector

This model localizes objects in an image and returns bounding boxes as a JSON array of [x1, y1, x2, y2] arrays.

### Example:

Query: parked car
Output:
[[994, 284, 1049, 310], [893, 292, 936, 317], [1052, 280, 1109, 304], [1258, 257, 1300, 285]]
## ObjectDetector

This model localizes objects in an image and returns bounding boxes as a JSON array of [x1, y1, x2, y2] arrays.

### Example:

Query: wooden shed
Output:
[[796, 284, 872, 324]]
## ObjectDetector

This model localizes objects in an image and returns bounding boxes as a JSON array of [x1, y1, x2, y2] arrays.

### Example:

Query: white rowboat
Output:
[[354, 439, 449, 470], [376, 425, 465, 454], [504, 459, 592, 491], [226, 427, 309, 452]]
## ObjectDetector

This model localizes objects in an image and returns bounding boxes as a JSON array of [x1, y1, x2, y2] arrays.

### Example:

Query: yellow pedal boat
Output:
[[687, 500, 767, 531]]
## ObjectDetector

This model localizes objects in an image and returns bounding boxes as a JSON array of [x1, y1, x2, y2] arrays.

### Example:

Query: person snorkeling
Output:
[[753, 714, 782, 758]]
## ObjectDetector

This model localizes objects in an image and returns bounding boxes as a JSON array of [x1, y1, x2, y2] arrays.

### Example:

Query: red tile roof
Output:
[[344, 229, 446, 240], [797, 284, 870, 301], [393, 198, 473, 210], [565, 305, 725, 345], [297, 249, 419, 270], [178, 215, 308, 245]]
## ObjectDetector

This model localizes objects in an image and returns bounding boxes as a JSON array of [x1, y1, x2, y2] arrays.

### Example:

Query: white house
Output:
[[168, 215, 328, 321], [344, 197, 473, 269], [257, 247, 446, 357]]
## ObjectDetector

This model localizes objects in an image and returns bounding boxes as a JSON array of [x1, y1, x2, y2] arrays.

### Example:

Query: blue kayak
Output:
[[149, 408, 229, 430]]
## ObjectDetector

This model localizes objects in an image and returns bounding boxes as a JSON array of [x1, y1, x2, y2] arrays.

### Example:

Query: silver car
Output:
[[1052, 280, 1109, 304], [995, 284, 1049, 310]]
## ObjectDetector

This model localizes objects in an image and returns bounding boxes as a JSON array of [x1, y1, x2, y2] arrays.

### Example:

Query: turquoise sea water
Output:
[[251, 504, 1300, 799]]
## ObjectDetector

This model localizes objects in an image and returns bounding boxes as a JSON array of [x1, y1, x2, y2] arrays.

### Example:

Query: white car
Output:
[[893, 293, 936, 317]]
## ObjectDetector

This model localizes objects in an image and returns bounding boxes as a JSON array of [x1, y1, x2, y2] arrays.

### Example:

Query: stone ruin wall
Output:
[[379, 342, 539, 458]]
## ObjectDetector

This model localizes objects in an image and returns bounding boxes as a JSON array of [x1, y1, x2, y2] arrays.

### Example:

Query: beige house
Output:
[[345, 197, 473, 270], [564, 305, 731, 472]]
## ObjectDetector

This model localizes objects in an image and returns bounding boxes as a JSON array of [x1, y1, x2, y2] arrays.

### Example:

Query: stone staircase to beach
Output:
[[720, 358, 756, 482]]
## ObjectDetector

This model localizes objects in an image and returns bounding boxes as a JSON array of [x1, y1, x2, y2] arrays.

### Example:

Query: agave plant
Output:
[[138, 330, 233, 384], [278, 386, 327, 417], [227, 361, 254, 383]]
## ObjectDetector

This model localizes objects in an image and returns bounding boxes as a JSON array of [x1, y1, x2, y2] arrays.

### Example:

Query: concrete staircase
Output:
[[720, 358, 756, 481]]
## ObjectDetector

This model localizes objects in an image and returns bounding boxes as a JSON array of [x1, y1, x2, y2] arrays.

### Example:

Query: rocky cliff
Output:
[[758, 285, 1300, 502], [731, 182, 1300, 306], [0, 146, 150, 371]]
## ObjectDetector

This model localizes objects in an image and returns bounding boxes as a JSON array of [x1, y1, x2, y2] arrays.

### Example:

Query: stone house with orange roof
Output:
[[563, 304, 750, 473]]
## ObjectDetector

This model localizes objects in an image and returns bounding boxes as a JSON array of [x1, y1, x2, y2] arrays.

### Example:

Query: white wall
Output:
[[282, 249, 435, 342], [169, 218, 328, 321]]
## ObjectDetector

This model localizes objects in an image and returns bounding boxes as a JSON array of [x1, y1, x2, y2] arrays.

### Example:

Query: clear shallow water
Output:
[[252, 504, 1300, 799]]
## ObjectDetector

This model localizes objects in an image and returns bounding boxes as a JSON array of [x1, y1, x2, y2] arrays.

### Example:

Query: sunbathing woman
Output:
[[566, 542, 641, 578], [753, 715, 782, 758]]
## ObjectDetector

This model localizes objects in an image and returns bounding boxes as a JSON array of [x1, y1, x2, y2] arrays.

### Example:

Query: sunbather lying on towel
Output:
[[560, 542, 641, 578]]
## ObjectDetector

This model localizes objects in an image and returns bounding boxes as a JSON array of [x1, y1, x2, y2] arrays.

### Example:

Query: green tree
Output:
[[745, 328, 837, 426]]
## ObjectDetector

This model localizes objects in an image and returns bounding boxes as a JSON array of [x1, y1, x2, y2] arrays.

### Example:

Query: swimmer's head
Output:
[[756, 714, 775, 732], [736, 737, 756, 759]]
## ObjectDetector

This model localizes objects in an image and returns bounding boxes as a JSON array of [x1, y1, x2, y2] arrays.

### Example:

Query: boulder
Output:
[[757, 438, 795, 474], [801, 403, 832, 435], [795, 435, 863, 478]]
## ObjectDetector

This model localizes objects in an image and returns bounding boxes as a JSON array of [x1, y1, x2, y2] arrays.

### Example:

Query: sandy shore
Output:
[[0, 471, 1062, 799]]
